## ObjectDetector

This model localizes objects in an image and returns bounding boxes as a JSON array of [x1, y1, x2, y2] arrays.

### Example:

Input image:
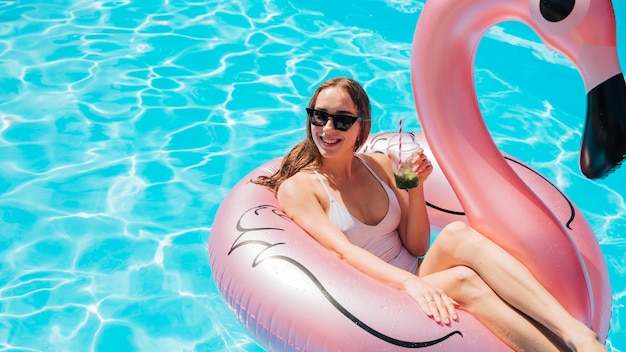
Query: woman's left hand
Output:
[[410, 148, 433, 184]]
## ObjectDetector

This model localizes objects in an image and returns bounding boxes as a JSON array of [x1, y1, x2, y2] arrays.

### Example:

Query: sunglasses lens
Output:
[[333, 116, 354, 131], [308, 109, 328, 126], [306, 109, 360, 131]]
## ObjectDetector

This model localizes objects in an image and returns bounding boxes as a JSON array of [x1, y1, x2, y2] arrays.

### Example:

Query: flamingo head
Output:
[[526, 0, 626, 179]]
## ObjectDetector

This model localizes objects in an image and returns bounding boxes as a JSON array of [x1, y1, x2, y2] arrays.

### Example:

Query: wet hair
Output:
[[253, 77, 371, 193]]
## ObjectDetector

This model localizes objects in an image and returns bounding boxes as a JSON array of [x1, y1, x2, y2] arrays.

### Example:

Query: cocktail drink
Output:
[[386, 142, 420, 189]]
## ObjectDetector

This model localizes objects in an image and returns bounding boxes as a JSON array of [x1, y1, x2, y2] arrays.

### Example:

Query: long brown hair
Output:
[[253, 77, 371, 193]]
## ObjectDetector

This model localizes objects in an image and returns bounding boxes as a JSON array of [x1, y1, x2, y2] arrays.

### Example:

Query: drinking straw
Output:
[[398, 118, 402, 167]]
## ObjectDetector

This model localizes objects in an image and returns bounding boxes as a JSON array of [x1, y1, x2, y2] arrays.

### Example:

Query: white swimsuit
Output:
[[313, 157, 419, 273]]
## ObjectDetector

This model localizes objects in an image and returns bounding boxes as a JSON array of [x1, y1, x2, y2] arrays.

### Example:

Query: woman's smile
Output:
[[320, 134, 341, 146]]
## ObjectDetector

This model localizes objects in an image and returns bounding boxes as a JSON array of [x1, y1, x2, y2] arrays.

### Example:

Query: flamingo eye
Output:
[[540, 0, 575, 22]]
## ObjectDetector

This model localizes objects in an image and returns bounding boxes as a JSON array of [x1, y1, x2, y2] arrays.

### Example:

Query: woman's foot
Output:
[[565, 329, 606, 351]]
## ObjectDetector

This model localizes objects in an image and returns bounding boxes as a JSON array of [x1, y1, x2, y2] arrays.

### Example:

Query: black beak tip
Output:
[[580, 154, 624, 180], [580, 74, 626, 180]]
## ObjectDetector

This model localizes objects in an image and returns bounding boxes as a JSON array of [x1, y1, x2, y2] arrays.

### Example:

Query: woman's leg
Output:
[[418, 221, 605, 351], [422, 266, 569, 351]]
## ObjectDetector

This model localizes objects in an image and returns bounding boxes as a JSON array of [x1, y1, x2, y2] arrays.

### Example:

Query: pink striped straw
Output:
[[398, 118, 402, 166]]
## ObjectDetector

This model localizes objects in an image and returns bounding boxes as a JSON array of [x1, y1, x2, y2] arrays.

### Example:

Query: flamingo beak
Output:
[[529, 0, 626, 179], [580, 73, 626, 179]]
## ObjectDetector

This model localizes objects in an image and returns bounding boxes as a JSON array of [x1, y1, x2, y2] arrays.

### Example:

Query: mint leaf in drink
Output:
[[394, 173, 418, 189]]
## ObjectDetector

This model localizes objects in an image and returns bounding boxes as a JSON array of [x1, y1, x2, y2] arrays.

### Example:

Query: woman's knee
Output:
[[438, 221, 487, 251], [449, 266, 492, 307], [442, 221, 470, 233]]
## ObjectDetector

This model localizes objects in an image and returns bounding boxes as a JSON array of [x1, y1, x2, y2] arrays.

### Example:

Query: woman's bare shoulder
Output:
[[277, 170, 318, 199], [277, 170, 327, 220]]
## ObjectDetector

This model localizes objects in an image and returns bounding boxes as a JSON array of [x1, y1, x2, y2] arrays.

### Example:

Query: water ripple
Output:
[[0, 0, 624, 351]]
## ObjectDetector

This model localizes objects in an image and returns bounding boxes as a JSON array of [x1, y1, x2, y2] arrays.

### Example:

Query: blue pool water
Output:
[[0, 0, 625, 350]]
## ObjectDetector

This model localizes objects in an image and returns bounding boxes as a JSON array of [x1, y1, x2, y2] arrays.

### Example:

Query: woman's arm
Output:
[[402, 184, 431, 256]]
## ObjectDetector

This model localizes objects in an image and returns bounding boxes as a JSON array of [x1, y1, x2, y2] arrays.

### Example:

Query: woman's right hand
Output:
[[403, 276, 458, 325]]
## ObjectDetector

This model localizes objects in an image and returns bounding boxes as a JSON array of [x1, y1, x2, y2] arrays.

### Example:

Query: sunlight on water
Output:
[[0, 0, 625, 351]]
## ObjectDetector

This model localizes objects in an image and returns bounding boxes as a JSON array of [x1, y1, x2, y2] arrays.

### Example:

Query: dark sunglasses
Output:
[[306, 108, 362, 131]]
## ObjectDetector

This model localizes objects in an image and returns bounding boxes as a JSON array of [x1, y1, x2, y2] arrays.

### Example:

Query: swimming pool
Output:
[[0, 0, 624, 350]]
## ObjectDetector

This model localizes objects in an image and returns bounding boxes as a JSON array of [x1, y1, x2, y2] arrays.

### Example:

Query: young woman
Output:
[[253, 77, 605, 351]]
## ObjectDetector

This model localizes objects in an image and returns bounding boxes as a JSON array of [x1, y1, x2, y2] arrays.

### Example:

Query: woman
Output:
[[253, 77, 605, 351]]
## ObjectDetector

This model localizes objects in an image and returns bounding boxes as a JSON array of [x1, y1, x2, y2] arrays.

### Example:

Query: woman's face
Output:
[[310, 86, 361, 159]]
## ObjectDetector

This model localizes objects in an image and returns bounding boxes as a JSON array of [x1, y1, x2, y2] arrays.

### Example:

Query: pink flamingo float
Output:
[[411, 0, 625, 338], [209, 0, 625, 350]]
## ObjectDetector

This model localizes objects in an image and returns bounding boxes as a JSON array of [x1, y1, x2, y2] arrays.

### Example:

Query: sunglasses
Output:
[[306, 108, 362, 131]]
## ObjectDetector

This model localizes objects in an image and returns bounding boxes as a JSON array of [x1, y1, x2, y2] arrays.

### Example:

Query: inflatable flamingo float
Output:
[[209, 0, 624, 350], [411, 0, 625, 338]]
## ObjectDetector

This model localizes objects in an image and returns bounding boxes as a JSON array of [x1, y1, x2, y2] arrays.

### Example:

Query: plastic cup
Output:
[[387, 142, 420, 189]]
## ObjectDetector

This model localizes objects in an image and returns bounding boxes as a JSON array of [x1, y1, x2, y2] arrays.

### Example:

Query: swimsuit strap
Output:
[[313, 169, 334, 200], [355, 156, 386, 186]]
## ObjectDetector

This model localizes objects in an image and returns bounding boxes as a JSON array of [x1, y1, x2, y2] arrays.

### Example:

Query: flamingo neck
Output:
[[411, 0, 530, 209]]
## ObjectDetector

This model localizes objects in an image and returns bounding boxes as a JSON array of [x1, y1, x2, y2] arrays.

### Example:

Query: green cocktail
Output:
[[387, 142, 420, 190], [394, 168, 419, 189]]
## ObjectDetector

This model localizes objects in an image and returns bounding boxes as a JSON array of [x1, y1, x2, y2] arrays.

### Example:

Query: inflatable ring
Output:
[[209, 132, 607, 351]]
